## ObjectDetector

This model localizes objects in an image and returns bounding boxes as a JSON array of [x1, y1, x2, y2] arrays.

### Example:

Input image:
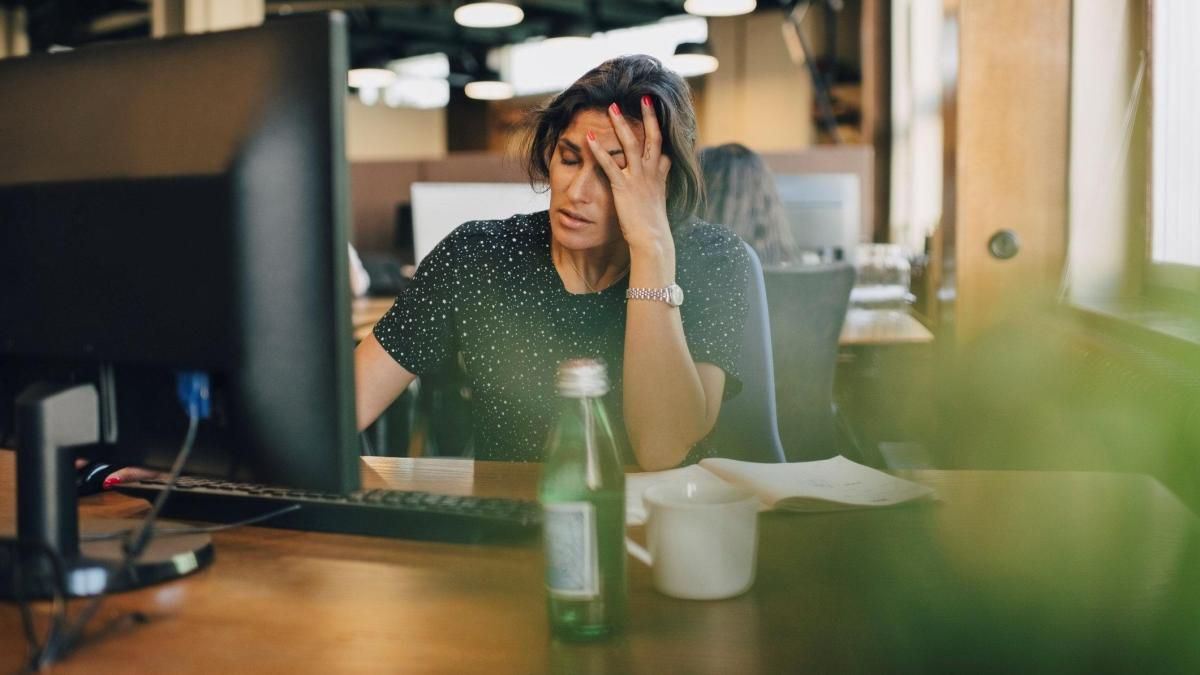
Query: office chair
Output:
[[710, 243, 788, 463], [762, 262, 855, 461]]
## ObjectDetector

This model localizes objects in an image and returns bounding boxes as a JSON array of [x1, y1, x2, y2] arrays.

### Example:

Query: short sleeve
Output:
[[371, 227, 462, 375], [676, 223, 751, 400]]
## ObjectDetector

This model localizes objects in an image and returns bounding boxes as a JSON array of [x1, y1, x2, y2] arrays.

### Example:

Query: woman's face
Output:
[[548, 108, 646, 253]]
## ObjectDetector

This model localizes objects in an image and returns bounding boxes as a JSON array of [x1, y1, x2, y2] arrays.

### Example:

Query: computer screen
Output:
[[774, 173, 862, 264], [411, 182, 550, 264], [0, 15, 359, 494]]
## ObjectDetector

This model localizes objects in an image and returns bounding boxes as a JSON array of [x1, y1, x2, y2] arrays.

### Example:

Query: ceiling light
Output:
[[464, 79, 515, 100], [384, 77, 450, 109], [348, 67, 397, 90], [454, 2, 524, 29], [684, 0, 756, 17], [669, 42, 719, 77]]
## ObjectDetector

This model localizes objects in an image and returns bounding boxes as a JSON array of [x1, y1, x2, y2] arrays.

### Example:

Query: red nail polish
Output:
[[609, 102, 621, 117], [103, 475, 122, 490], [642, 95, 652, 107], [587, 130, 596, 141]]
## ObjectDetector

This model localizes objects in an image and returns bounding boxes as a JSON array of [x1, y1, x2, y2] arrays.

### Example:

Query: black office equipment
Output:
[[0, 14, 359, 599], [116, 478, 541, 544]]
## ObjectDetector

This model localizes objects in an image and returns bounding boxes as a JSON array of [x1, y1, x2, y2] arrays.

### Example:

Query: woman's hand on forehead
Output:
[[586, 96, 673, 253]]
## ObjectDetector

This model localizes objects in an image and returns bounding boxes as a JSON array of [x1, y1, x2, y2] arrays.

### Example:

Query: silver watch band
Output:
[[626, 287, 668, 303], [626, 284, 684, 307]]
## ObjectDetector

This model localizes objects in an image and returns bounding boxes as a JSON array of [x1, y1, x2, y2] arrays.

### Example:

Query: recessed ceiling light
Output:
[[669, 42, 719, 77], [464, 80, 515, 100], [454, 2, 525, 29], [348, 67, 397, 89], [684, 0, 756, 17]]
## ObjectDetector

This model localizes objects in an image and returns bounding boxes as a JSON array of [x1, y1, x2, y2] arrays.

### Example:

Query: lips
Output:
[[557, 208, 593, 229]]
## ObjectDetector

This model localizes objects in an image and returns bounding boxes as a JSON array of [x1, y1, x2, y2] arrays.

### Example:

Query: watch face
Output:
[[667, 284, 684, 307]]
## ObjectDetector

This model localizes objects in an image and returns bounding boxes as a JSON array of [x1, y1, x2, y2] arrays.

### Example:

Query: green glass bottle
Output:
[[539, 358, 627, 641]]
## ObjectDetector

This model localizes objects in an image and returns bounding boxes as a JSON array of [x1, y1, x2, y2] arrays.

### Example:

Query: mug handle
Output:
[[625, 536, 652, 567]]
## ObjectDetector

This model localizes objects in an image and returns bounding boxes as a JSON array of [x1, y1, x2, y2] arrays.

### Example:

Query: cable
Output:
[[22, 371, 212, 671], [8, 539, 69, 674], [38, 412, 199, 666], [122, 413, 200, 558], [80, 504, 302, 542]]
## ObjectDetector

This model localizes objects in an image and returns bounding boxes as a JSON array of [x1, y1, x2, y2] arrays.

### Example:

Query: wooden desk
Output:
[[4, 452, 1199, 673], [839, 308, 934, 346], [361, 299, 932, 349], [352, 297, 395, 343]]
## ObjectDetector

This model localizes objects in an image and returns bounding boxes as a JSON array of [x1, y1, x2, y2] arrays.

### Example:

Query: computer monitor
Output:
[[774, 173, 862, 264], [411, 182, 550, 264], [0, 14, 357, 596]]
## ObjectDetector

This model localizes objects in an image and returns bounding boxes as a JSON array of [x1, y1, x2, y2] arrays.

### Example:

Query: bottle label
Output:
[[543, 501, 599, 600]]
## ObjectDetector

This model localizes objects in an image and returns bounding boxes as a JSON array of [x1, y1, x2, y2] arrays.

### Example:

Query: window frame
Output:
[[1144, 0, 1200, 298]]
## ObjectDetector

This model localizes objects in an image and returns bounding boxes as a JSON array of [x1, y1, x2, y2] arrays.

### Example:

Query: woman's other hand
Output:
[[102, 466, 163, 487], [586, 96, 673, 255], [75, 458, 163, 493]]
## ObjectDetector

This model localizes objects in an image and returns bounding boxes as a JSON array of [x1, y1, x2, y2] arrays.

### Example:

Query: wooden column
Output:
[[862, 0, 892, 243], [0, 4, 29, 59], [152, 0, 264, 37], [947, 0, 1071, 344]]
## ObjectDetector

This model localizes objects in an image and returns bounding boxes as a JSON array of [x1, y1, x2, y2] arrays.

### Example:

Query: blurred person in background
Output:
[[699, 143, 810, 266]]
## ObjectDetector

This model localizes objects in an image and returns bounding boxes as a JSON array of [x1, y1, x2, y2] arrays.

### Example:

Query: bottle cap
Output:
[[555, 358, 609, 398]]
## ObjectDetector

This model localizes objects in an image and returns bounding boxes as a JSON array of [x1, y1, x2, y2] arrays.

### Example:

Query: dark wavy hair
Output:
[[524, 55, 703, 224]]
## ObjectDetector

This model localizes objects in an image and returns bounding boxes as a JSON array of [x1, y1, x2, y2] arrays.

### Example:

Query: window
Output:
[[1149, 0, 1200, 289]]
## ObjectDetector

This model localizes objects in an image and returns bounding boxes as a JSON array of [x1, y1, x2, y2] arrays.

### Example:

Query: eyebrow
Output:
[[559, 138, 624, 157]]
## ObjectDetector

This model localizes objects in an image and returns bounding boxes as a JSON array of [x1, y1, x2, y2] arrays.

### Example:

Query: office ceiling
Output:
[[17, 1, 793, 71]]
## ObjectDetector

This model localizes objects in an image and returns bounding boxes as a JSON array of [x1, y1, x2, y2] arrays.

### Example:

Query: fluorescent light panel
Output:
[[684, 0, 756, 17], [669, 53, 719, 77], [465, 80, 515, 100], [348, 67, 397, 89], [495, 15, 709, 96], [454, 2, 524, 29]]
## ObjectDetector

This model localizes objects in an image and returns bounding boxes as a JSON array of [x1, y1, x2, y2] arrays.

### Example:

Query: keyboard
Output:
[[115, 477, 542, 545]]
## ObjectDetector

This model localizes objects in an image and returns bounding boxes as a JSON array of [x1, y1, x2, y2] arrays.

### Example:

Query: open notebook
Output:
[[625, 456, 935, 526]]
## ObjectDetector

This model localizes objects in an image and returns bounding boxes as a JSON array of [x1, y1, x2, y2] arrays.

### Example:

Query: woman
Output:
[[356, 55, 749, 471], [699, 143, 805, 267]]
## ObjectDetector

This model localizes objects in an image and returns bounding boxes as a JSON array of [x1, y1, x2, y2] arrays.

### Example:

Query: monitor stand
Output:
[[0, 383, 214, 599]]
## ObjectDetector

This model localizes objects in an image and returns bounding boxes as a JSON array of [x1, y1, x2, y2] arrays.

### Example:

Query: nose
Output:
[[565, 162, 597, 204]]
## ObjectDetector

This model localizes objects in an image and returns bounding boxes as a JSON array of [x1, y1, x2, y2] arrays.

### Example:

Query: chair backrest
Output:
[[762, 263, 855, 461], [710, 243, 787, 463]]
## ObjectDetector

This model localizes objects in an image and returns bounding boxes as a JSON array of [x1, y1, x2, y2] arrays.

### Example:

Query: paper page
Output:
[[623, 464, 724, 526], [699, 456, 935, 511]]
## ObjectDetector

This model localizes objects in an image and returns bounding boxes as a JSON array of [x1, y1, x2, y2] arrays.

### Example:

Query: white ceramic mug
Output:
[[625, 480, 759, 600]]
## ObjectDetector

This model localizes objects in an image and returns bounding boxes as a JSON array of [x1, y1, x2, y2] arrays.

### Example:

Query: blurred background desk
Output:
[[835, 307, 936, 467], [3, 452, 1198, 673], [352, 297, 395, 343], [839, 308, 934, 346]]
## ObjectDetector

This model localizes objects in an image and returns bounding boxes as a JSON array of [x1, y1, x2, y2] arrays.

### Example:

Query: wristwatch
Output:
[[626, 283, 684, 307]]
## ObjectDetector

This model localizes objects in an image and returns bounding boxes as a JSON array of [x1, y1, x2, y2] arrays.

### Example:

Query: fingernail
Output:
[[103, 475, 122, 490], [609, 102, 621, 117], [587, 130, 596, 141], [642, 95, 652, 107]]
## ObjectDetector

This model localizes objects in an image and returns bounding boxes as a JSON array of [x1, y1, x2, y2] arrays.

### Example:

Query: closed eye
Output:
[[558, 147, 582, 166]]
